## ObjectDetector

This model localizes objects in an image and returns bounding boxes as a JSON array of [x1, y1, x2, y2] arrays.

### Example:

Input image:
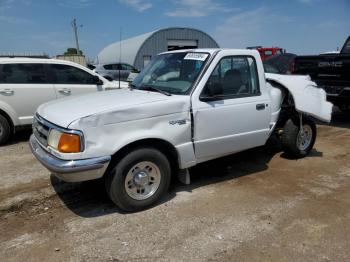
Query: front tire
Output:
[[0, 115, 11, 145], [105, 148, 171, 212], [281, 116, 316, 158]]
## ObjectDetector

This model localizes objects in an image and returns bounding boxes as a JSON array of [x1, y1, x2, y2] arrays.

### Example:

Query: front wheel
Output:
[[105, 148, 171, 212], [281, 116, 316, 158]]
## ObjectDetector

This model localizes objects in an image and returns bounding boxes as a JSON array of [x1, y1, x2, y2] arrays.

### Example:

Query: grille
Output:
[[32, 116, 50, 147], [342, 89, 350, 97], [323, 86, 344, 95]]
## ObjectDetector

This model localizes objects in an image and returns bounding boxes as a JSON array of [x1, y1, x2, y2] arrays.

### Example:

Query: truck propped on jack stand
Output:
[[30, 49, 332, 211]]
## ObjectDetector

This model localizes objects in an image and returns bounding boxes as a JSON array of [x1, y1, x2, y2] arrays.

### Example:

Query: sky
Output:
[[0, 0, 349, 61]]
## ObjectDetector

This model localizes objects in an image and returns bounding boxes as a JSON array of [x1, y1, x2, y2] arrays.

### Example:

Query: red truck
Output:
[[247, 46, 285, 60]]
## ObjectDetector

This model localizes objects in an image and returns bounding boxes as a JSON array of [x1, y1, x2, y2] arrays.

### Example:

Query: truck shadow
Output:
[[5, 129, 32, 146], [51, 136, 322, 217], [329, 110, 350, 129]]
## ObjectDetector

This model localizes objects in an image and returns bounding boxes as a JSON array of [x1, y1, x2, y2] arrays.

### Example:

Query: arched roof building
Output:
[[98, 27, 219, 69]]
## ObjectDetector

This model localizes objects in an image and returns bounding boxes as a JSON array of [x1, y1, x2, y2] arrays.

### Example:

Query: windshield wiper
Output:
[[139, 85, 172, 96]]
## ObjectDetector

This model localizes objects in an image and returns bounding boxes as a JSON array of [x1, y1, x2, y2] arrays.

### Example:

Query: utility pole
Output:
[[71, 18, 81, 55]]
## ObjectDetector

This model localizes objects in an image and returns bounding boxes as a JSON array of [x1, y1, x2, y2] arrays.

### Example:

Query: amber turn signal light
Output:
[[58, 133, 81, 153]]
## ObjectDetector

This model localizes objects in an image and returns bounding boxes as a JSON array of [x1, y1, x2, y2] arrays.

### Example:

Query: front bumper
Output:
[[29, 135, 111, 182]]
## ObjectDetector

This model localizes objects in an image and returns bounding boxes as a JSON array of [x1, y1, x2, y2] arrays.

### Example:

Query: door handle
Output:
[[256, 103, 266, 111], [0, 89, 14, 95], [58, 88, 71, 95]]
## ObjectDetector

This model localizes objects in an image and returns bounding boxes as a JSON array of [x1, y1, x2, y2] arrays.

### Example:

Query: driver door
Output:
[[192, 55, 271, 161]]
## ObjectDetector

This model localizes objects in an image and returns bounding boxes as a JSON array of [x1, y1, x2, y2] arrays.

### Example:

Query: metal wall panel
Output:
[[134, 28, 219, 69], [98, 28, 219, 70]]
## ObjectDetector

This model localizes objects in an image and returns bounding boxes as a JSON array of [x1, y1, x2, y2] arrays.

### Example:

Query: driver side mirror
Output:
[[93, 75, 104, 85], [200, 82, 223, 101]]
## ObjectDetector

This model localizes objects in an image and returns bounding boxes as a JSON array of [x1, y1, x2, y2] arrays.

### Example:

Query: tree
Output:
[[64, 48, 83, 55]]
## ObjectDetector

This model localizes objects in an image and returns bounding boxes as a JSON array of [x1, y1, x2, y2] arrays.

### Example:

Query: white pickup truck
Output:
[[30, 49, 333, 211]]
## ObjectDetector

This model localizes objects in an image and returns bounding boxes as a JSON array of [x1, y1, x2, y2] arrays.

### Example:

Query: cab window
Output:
[[112, 64, 122, 70], [203, 56, 260, 98], [275, 50, 282, 55], [50, 64, 96, 84], [103, 64, 114, 70], [121, 64, 135, 71], [0, 63, 47, 84], [103, 64, 120, 70]]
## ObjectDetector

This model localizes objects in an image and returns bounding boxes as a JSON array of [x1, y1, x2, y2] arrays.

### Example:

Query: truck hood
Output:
[[37, 89, 190, 128], [105, 80, 129, 89]]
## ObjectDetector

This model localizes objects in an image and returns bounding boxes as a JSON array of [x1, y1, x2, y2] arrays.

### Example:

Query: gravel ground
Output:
[[0, 112, 350, 262]]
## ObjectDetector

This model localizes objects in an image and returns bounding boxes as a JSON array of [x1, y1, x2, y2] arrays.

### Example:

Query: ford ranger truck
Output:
[[294, 36, 350, 111], [30, 49, 333, 211]]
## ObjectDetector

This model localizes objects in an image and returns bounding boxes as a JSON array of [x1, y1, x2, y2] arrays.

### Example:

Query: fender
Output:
[[0, 100, 19, 127], [265, 73, 333, 123]]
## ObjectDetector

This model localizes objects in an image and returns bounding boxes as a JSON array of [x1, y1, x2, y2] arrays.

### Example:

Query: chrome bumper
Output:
[[29, 135, 111, 182]]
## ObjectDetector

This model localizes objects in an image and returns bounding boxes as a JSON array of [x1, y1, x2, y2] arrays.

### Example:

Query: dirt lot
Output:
[[1, 112, 350, 262]]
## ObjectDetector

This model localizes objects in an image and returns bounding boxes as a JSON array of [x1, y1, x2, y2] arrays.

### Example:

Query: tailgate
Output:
[[294, 54, 350, 86]]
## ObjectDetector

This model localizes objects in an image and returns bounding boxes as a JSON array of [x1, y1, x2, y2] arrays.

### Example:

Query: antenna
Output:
[[118, 27, 122, 88], [119, 27, 122, 63]]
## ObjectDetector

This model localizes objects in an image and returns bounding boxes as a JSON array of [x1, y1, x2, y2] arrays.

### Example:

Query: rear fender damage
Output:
[[265, 73, 333, 123]]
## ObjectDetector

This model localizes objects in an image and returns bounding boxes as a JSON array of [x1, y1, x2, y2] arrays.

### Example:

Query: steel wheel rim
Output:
[[124, 161, 161, 200], [297, 125, 313, 151]]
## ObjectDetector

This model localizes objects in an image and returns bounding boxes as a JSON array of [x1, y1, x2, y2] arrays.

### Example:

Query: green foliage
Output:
[[64, 48, 83, 55]]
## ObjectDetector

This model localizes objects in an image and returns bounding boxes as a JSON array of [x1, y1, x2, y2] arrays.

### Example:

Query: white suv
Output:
[[0, 57, 127, 145]]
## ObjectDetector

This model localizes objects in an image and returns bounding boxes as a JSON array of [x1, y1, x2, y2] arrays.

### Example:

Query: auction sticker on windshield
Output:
[[184, 53, 208, 61]]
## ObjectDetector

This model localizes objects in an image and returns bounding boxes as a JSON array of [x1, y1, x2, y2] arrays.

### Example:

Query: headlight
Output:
[[47, 129, 62, 149], [48, 129, 82, 153]]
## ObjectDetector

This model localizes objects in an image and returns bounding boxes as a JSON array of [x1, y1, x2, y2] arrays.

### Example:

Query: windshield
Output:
[[132, 52, 209, 95]]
